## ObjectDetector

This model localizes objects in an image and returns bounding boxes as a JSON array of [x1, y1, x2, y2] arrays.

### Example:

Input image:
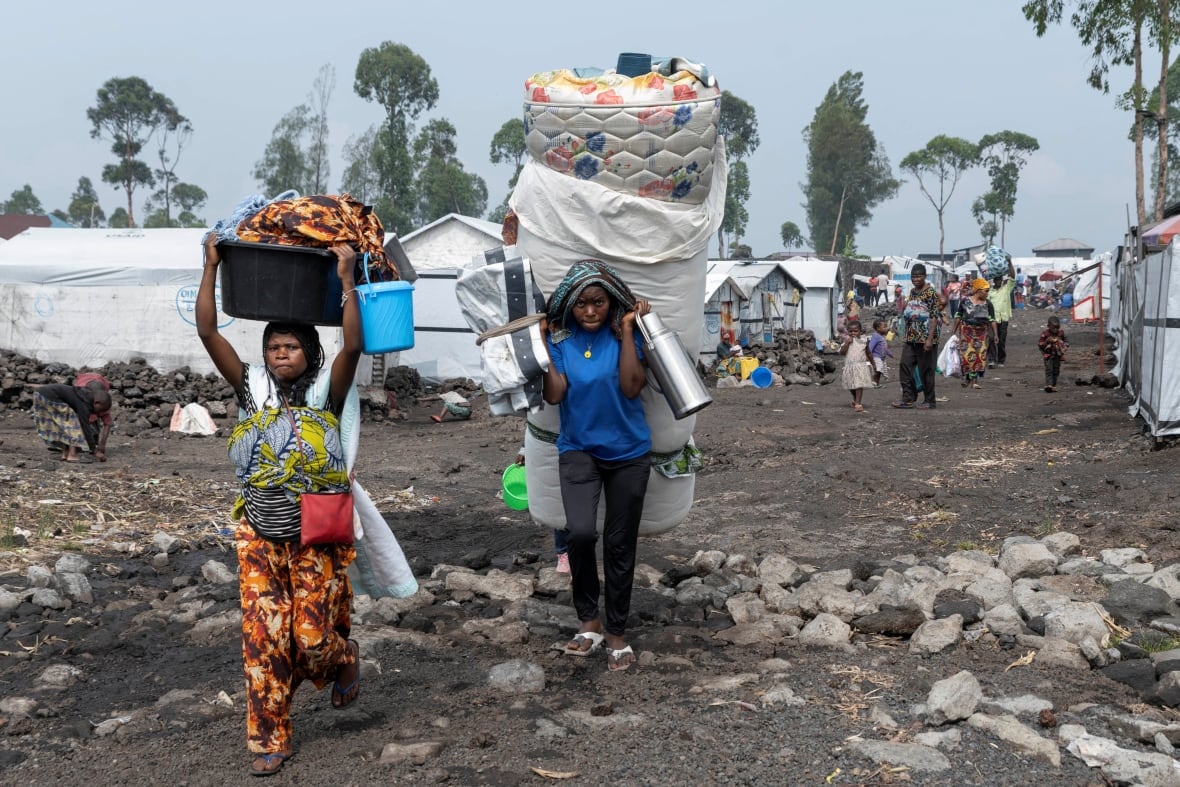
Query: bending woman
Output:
[[541, 260, 651, 672], [197, 235, 363, 777]]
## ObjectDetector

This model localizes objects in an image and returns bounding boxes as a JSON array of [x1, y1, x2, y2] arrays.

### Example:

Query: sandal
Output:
[[250, 751, 292, 777], [552, 630, 604, 657], [331, 640, 360, 709], [606, 644, 635, 672], [853, 404, 865, 412]]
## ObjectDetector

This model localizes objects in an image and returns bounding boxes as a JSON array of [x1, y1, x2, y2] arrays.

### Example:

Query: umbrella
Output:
[[1143, 213, 1180, 248], [1038, 270, 1063, 281]]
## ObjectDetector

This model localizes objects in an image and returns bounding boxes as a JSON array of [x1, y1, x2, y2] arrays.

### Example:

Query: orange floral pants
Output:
[[235, 520, 356, 754]]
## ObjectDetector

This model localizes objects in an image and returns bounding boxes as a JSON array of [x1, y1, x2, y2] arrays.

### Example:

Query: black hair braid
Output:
[[262, 322, 324, 406]]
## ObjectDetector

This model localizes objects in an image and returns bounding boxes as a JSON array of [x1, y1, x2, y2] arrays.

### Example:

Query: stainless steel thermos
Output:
[[636, 310, 712, 419]]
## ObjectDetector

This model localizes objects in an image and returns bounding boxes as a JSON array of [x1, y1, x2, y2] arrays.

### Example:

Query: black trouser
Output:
[[987, 321, 1009, 364], [557, 450, 650, 636], [899, 341, 938, 404], [1044, 356, 1061, 387]]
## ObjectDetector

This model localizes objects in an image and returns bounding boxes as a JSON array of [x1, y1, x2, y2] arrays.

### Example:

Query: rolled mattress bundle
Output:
[[511, 55, 727, 536], [524, 61, 722, 205]]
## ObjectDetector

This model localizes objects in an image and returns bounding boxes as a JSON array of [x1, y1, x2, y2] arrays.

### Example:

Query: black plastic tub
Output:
[[217, 240, 344, 326]]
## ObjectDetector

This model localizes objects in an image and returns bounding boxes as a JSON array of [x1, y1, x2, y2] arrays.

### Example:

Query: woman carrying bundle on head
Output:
[[949, 278, 997, 390], [197, 234, 364, 777], [540, 260, 651, 672]]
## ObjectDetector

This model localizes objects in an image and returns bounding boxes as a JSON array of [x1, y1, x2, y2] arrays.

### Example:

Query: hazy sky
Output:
[[1, 2, 1148, 259]]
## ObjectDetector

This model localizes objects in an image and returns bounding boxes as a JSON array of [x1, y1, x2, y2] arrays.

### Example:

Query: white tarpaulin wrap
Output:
[[455, 246, 549, 415], [0, 228, 373, 382], [509, 141, 726, 535], [1118, 244, 1180, 437]]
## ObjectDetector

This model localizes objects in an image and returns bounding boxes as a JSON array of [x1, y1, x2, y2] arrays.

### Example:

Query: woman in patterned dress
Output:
[[197, 234, 363, 777]]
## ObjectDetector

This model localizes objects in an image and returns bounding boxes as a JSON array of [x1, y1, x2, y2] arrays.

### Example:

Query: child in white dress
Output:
[[840, 320, 875, 412]]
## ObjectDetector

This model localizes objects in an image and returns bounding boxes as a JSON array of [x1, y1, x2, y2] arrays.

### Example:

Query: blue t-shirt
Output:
[[548, 323, 650, 461]]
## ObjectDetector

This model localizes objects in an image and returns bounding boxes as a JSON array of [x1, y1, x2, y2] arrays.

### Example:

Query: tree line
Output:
[[5, 17, 1179, 257]]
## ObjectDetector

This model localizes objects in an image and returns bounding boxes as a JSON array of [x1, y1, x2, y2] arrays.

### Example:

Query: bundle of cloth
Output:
[[206, 192, 395, 281], [982, 245, 1010, 280], [510, 55, 726, 536]]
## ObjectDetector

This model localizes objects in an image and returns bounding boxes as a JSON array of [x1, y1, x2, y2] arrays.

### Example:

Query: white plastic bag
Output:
[[169, 403, 217, 436], [938, 335, 962, 378]]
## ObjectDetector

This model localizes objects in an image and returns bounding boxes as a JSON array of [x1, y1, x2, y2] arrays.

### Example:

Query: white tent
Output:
[[0, 227, 373, 380], [1112, 243, 1180, 437], [781, 257, 839, 341], [701, 267, 743, 359], [706, 260, 804, 348], [395, 213, 504, 381]]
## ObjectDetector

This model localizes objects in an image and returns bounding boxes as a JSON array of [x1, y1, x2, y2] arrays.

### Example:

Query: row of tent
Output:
[[0, 216, 850, 383]]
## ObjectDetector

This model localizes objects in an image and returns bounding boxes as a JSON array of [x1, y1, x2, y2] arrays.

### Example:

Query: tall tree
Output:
[[802, 71, 899, 254], [340, 126, 380, 202], [413, 119, 487, 224], [717, 91, 760, 258], [900, 135, 978, 261], [3, 184, 43, 214], [488, 118, 526, 223], [306, 64, 335, 194], [254, 64, 337, 197], [720, 161, 751, 256], [780, 221, 804, 249], [150, 108, 193, 227], [67, 177, 105, 227], [1140, 54, 1180, 205], [971, 193, 1002, 246], [254, 105, 314, 196], [976, 131, 1040, 246], [87, 76, 182, 227], [1022, 0, 1180, 224], [143, 182, 207, 227], [354, 42, 440, 235]]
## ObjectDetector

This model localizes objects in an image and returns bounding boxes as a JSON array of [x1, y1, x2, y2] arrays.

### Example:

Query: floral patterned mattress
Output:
[[523, 66, 721, 204]]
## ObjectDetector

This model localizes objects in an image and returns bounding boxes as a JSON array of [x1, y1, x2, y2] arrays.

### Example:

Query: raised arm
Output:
[[539, 318, 568, 405], [618, 299, 650, 399], [197, 235, 244, 392], [328, 245, 362, 406]]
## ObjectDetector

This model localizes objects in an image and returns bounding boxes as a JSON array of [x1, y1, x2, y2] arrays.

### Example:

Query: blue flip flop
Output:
[[250, 752, 292, 777], [331, 640, 360, 709]]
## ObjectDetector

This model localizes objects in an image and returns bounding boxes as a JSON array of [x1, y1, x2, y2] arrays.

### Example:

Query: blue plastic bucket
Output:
[[356, 280, 414, 354], [1062, 293, 1074, 308], [501, 464, 528, 510], [750, 366, 773, 389]]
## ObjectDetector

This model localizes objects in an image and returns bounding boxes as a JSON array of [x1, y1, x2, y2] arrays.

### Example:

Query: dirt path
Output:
[[0, 307, 1175, 785]]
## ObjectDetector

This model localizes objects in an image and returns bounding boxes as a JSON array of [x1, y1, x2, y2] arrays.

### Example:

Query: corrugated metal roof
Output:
[[400, 212, 502, 243], [780, 256, 839, 289], [1032, 237, 1093, 252], [0, 214, 51, 240]]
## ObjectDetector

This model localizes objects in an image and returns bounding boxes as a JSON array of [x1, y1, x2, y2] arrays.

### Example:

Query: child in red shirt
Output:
[[1037, 315, 1069, 392]]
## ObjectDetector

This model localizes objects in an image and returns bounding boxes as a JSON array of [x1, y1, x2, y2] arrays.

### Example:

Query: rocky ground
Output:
[[2, 308, 1180, 786]]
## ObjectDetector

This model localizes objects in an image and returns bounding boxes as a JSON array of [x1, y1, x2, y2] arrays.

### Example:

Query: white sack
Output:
[[169, 403, 217, 436]]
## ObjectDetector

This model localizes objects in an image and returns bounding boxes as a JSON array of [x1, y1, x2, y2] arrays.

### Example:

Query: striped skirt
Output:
[[33, 393, 88, 449]]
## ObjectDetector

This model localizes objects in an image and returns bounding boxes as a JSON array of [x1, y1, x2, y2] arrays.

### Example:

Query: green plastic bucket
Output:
[[501, 464, 528, 510]]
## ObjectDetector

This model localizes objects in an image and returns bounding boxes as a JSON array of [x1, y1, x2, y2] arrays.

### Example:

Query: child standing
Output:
[[1037, 315, 1069, 392], [867, 319, 893, 388], [840, 320, 875, 411]]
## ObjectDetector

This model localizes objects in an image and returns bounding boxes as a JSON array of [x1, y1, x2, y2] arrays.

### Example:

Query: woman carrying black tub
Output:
[[197, 234, 363, 777], [541, 260, 650, 672]]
